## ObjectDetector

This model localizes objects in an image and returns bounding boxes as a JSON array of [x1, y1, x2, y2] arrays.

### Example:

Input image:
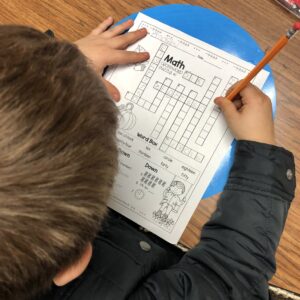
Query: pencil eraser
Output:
[[293, 22, 300, 31]]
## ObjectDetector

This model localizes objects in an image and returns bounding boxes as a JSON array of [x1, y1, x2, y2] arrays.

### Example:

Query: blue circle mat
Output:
[[120, 4, 276, 198]]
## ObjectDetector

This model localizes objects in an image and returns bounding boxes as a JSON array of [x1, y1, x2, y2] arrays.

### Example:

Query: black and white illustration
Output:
[[118, 102, 137, 130], [153, 180, 186, 228], [105, 13, 270, 243]]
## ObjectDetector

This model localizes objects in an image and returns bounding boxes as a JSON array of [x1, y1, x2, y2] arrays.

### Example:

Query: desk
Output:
[[0, 0, 299, 295]]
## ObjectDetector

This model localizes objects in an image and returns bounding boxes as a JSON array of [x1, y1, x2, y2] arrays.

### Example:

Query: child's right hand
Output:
[[214, 83, 276, 145]]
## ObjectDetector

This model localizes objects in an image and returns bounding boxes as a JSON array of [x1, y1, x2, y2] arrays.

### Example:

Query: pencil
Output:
[[226, 22, 300, 101]]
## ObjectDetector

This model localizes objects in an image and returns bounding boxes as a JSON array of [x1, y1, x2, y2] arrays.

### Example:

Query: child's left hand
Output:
[[75, 17, 150, 101]]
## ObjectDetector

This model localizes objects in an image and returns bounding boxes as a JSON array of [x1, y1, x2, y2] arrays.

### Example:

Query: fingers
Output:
[[90, 17, 114, 35], [109, 28, 148, 49], [102, 78, 120, 102], [226, 81, 269, 105], [102, 19, 134, 38], [105, 49, 150, 66], [214, 97, 239, 120]]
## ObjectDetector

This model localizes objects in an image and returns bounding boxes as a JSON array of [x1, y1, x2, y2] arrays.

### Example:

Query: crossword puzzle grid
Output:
[[125, 43, 169, 113], [195, 76, 238, 146], [151, 76, 221, 163]]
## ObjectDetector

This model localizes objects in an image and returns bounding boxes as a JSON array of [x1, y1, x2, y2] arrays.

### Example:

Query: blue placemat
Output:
[[119, 4, 276, 198]]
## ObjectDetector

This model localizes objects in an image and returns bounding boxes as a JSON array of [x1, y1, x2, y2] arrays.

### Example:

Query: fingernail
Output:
[[142, 52, 150, 59], [140, 28, 147, 33], [113, 92, 120, 101]]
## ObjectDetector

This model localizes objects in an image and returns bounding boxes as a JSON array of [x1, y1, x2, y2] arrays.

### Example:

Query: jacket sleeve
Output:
[[128, 141, 296, 300]]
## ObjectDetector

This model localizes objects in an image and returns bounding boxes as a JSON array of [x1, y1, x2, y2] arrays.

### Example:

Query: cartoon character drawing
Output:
[[153, 181, 186, 227], [118, 103, 136, 130], [133, 45, 148, 71]]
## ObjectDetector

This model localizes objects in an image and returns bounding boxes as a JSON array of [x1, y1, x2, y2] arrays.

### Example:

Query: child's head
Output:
[[0, 25, 118, 299], [169, 181, 185, 195]]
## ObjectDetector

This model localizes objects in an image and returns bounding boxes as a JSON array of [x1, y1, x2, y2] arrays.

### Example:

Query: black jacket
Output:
[[42, 141, 295, 300]]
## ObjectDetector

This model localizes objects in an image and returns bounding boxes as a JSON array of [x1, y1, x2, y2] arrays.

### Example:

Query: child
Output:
[[0, 18, 295, 300]]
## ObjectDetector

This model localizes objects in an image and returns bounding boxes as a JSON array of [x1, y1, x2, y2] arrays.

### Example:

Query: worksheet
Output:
[[105, 13, 269, 244]]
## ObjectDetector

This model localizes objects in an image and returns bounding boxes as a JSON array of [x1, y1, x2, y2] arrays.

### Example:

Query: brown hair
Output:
[[0, 25, 118, 299]]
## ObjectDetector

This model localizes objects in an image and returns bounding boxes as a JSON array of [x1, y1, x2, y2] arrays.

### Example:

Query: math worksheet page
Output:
[[105, 13, 269, 244]]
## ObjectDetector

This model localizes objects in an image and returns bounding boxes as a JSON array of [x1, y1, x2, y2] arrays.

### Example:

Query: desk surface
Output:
[[1, 0, 299, 294]]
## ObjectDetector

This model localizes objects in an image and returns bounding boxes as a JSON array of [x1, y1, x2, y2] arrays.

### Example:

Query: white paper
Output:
[[105, 13, 269, 244]]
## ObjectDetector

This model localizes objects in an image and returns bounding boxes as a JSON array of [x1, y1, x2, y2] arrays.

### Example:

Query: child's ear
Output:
[[53, 243, 93, 286]]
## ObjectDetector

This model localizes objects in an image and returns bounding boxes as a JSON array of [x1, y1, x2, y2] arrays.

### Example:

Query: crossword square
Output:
[[195, 153, 204, 162], [178, 111, 186, 119], [179, 94, 187, 102], [185, 98, 192, 106], [200, 130, 208, 138], [153, 57, 160, 64], [199, 104, 206, 112], [171, 124, 179, 132], [156, 50, 164, 58], [190, 117, 198, 125], [165, 105, 173, 113], [161, 85, 168, 93], [204, 124, 212, 132], [187, 124, 194, 131], [183, 147, 191, 155], [142, 76, 150, 84], [176, 84, 185, 93], [152, 130, 160, 139], [174, 118, 182, 126], [154, 82, 162, 90], [181, 137, 188, 145], [164, 136, 172, 145], [202, 97, 210, 105], [196, 137, 204, 145], [146, 70, 154, 77], [229, 78, 238, 84], [144, 101, 151, 110], [170, 98, 177, 105], [164, 95, 171, 102], [207, 117, 216, 125], [138, 83, 146, 90], [162, 112, 169, 119], [181, 104, 189, 112], [196, 78, 204, 86], [125, 92, 133, 100], [132, 95, 139, 103], [160, 143, 168, 152], [183, 71, 191, 80], [176, 143, 184, 151], [192, 100, 199, 109], [155, 124, 163, 132], [195, 111, 202, 118], [209, 83, 218, 91], [189, 150, 197, 159], [167, 88, 175, 97], [138, 99, 145, 106], [157, 92, 165, 100], [173, 91, 180, 99], [150, 105, 157, 112], [136, 89, 143, 97], [183, 131, 191, 138], [164, 78, 172, 86], [190, 74, 197, 83], [213, 77, 221, 85], [205, 90, 214, 99], [160, 44, 168, 51], [149, 64, 156, 71], [211, 110, 219, 118], [189, 91, 198, 99], [154, 98, 161, 106], [170, 140, 178, 148], [158, 118, 166, 126]]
